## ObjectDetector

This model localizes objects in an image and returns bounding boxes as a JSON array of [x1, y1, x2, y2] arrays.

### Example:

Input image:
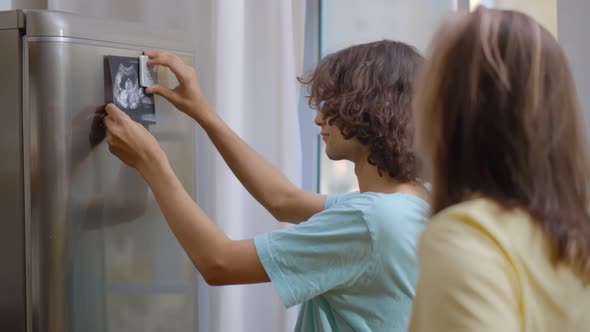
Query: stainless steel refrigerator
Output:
[[1, 9, 199, 332]]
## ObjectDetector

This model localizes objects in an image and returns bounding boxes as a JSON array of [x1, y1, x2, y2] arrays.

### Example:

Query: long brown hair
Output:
[[414, 7, 590, 278], [300, 40, 423, 181]]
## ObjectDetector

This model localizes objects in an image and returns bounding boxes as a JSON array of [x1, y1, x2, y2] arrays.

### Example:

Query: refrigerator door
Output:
[[23, 10, 198, 332], [0, 9, 26, 332]]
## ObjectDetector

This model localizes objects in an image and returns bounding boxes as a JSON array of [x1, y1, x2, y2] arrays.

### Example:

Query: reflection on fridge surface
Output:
[[0, 9, 198, 332]]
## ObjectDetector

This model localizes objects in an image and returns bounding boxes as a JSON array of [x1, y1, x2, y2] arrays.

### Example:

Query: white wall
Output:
[[48, 0, 197, 32], [491, 0, 557, 36], [5, 0, 47, 9], [321, 0, 456, 55], [0, 0, 13, 9], [558, 0, 590, 131], [3, 0, 197, 32]]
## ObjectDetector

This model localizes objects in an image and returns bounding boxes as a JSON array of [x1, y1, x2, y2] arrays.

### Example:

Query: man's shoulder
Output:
[[354, 193, 428, 214], [325, 192, 428, 224]]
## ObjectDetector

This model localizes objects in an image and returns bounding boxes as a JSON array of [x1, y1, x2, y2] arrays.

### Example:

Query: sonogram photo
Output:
[[105, 56, 156, 124]]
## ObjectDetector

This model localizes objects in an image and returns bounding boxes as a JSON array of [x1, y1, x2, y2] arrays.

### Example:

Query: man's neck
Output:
[[354, 160, 427, 199]]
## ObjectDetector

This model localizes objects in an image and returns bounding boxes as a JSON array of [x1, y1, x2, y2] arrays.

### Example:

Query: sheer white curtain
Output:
[[16, 0, 306, 331], [195, 1, 305, 331]]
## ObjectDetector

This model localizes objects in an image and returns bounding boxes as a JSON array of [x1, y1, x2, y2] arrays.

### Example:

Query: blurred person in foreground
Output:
[[409, 7, 590, 332]]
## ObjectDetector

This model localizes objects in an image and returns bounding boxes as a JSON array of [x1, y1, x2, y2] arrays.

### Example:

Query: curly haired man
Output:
[[103, 40, 429, 331]]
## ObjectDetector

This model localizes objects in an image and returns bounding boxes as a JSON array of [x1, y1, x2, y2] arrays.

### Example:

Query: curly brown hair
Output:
[[300, 40, 423, 181]]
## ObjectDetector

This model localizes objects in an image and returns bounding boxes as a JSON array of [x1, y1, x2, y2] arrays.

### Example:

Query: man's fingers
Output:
[[108, 145, 119, 156], [105, 130, 114, 146], [146, 53, 187, 80], [143, 50, 161, 59], [105, 103, 133, 124], [144, 51, 165, 66], [145, 84, 177, 103], [103, 113, 117, 129], [105, 103, 124, 117]]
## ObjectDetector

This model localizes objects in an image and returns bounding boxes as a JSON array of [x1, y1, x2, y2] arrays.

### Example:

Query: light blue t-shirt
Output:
[[254, 192, 429, 331]]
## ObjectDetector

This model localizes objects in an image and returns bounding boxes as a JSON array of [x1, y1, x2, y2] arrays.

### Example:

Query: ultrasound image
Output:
[[105, 56, 156, 124]]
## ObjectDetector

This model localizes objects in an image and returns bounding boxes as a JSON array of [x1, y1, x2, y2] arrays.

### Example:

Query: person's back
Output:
[[412, 198, 590, 331], [409, 7, 590, 331]]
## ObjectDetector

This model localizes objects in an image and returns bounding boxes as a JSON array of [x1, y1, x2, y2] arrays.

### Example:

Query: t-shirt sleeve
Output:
[[323, 192, 350, 209], [254, 205, 374, 308], [408, 213, 521, 332]]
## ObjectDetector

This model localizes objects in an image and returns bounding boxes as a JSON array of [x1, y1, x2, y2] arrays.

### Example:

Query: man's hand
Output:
[[103, 103, 167, 172], [144, 51, 210, 122]]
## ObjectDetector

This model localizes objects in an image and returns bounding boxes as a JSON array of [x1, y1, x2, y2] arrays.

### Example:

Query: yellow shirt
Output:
[[408, 198, 590, 332]]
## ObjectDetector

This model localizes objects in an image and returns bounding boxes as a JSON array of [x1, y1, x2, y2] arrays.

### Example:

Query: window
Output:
[[475, 0, 557, 36], [314, 0, 561, 195]]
